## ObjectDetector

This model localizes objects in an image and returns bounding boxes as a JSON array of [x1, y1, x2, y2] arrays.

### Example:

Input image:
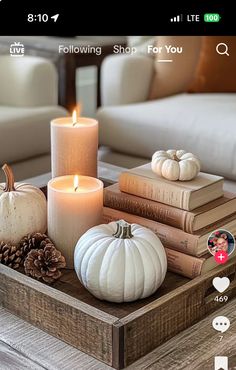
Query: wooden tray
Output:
[[0, 260, 236, 369]]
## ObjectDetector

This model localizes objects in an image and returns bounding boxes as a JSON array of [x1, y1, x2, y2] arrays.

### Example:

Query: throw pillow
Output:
[[189, 36, 236, 92], [149, 36, 202, 100]]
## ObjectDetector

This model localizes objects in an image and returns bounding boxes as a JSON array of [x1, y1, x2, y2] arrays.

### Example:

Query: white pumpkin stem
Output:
[[2, 164, 15, 192], [173, 154, 180, 162], [113, 220, 133, 239]]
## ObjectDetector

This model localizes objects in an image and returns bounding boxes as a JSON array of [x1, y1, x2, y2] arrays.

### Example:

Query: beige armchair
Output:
[[0, 55, 68, 181]]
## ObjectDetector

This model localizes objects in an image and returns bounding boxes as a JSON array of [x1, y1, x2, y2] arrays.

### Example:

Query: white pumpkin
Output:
[[151, 149, 201, 181], [74, 220, 167, 303], [0, 164, 47, 244]]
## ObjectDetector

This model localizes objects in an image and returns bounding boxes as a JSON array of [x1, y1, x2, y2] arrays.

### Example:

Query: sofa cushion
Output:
[[189, 36, 236, 92], [98, 93, 236, 180], [0, 55, 58, 107], [0, 106, 67, 164]]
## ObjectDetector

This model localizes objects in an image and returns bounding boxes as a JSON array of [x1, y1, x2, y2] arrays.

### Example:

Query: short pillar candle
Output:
[[48, 175, 103, 269]]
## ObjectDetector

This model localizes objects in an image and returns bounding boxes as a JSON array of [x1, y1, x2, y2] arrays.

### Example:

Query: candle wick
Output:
[[74, 186, 78, 192], [73, 121, 77, 127]]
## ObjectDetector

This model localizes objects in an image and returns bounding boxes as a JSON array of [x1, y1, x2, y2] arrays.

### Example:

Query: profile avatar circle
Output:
[[207, 229, 235, 264]]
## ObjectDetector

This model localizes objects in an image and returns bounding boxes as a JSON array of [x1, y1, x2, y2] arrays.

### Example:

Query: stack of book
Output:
[[103, 163, 236, 279]]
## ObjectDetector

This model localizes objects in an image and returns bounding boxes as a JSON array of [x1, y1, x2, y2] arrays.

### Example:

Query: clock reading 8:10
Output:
[[28, 14, 49, 22], [28, 14, 58, 22]]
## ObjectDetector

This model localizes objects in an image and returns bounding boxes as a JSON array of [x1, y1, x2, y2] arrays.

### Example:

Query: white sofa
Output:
[[0, 55, 68, 181], [98, 54, 236, 192]]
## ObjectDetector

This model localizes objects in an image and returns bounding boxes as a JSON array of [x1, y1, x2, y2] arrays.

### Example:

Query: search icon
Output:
[[216, 43, 229, 56]]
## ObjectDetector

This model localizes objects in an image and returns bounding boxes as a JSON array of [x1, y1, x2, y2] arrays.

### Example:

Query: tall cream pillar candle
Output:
[[48, 175, 103, 269], [51, 112, 98, 178]]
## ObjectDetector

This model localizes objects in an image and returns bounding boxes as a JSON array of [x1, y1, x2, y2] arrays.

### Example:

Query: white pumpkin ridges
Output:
[[79, 238, 106, 297], [152, 152, 170, 162], [162, 159, 180, 181], [75, 233, 110, 282], [152, 150, 170, 159], [74, 223, 117, 271], [176, 150, 186, 158], [0, 164, 47, 245], [133, 238, 162, 298], [166, 149, 177, 157], [184, 157, 201, 172], [151, 149, 201, 181], [0, 187, 47, 244], [179, 160, 198, 181], [99, 238, 125, 302], [151, 157, 167, 176], [82, 237, 114, 300], [134, 234, 167, 287], [74, 221, 122, 300], [74, 221, 167, 303], [133, 226, 167, 277], [124, 240, 145, 301], [179, 152, 195, 160]]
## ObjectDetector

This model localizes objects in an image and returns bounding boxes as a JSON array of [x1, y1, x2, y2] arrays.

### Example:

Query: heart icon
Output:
[[213, 277, 230, 293]]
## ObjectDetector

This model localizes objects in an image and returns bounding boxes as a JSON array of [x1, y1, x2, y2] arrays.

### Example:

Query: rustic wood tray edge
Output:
[[0, 259, 236, 369]]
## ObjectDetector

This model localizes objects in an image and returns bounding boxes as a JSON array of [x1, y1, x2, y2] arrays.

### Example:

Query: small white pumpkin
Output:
[[0, 164, 47, 244], [74, 220, 167, 303], [151, 149, 201, 181]]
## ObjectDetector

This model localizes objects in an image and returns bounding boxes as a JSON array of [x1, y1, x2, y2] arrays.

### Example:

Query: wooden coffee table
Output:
[[0, 296, 235, 369]]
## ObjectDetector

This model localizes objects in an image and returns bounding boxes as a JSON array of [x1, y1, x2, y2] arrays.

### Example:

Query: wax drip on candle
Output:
[[74, 175, 79, 192]]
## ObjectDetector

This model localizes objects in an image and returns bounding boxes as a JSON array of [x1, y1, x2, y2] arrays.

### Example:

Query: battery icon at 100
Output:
[[204, 13, 221, 22]]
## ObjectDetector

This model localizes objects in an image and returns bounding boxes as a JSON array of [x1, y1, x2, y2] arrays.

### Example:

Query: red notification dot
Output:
[[214, 250, 228, 264]]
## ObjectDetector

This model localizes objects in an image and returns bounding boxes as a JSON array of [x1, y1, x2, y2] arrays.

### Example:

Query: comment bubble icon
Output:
[[212, 316, 230, 333]]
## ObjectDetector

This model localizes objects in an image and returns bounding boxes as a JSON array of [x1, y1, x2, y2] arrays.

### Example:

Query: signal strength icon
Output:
[[170, 15, 183, 22]]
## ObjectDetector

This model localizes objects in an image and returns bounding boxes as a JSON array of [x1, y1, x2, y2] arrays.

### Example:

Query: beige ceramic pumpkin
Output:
[[74, 219, 167, 303], [151, 149, 201, 181], [0, 164, 47, 244]]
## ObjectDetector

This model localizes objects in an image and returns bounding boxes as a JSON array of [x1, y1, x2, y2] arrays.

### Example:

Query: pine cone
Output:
[[0, 241, 23, 269], [24, 244, 66, 283], [20, 232, 52, 257]]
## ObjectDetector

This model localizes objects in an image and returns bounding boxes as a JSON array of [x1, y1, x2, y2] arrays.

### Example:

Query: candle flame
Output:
[[72, 110, 77, 126], [74, 175, 79, 192], [72, 104, 82, 126]]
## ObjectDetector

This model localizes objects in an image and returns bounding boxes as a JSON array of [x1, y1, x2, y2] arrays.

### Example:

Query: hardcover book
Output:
[[104, 184, 236, 233], [103, 207, 236, 257], [165, 248, 236, 278], [119, 163, 224, 211]]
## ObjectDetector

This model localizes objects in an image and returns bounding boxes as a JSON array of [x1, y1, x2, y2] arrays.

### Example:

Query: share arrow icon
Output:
[[51, 14, 59, 22]]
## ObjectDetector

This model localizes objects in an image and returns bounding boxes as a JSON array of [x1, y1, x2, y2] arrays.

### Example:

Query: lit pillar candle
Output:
[[48, 175, 103, 269], [51, 108, 98, 178]]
